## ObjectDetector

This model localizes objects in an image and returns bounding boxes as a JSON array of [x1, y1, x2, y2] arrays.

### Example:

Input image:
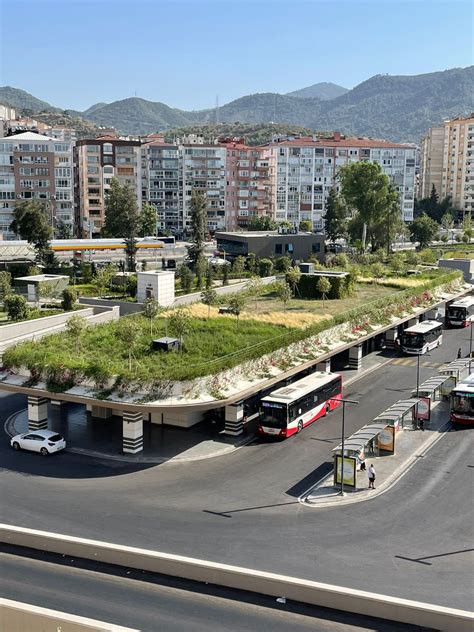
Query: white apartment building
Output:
[[263, 133, 416, 230], [0, 131, 74, 240]]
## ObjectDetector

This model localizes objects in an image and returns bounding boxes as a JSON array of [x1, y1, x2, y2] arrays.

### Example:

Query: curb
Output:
[[4, 408, 255, 465], [301, 420, 451, 508]]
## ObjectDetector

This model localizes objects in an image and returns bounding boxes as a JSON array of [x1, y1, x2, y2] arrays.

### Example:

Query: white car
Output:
[[10, 430, 66, 456]]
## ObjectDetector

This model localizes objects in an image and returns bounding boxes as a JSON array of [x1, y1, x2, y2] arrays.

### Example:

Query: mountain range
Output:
[[1, 67, 472, 143]]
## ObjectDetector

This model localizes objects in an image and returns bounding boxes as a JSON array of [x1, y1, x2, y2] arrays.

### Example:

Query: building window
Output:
[[311, 242, 321, 253], [274, 243, 283, 255]]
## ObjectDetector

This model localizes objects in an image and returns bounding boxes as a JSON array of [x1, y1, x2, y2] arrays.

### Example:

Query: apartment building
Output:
[[221, 139, 270, 230], [420, 115, 474, 216], [181, 144, 226, 232], [0, 131, 74, 240], [262, 133, 416, 230], [75, 137, 142, 237], [141, 138, 180, 233]]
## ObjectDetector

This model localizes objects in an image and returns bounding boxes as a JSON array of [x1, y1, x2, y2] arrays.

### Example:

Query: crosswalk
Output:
[[391, 358, 443, 369]]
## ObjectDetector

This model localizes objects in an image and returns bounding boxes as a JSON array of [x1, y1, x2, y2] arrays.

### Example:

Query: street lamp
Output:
[[331, 397, 358, 496]]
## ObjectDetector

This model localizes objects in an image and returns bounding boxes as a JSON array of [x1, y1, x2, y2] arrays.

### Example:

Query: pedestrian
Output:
[[457, 348, 463, 359], [368, 464, 376, 489], [419, 417, 424, 431]]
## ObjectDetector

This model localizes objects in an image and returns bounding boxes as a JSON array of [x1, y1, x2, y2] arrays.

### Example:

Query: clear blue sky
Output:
[[0, 0, 472, 111]]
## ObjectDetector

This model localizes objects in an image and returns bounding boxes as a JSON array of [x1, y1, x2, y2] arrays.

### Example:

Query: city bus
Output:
[[258, 371, 342, 438], [400, 320, 443, 355], [446, 296, 474, 327], [450, 373, 474, 426]]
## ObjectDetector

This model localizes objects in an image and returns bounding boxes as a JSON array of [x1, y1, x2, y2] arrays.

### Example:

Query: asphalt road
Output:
[[1, 325, 473, 613], [0, 548, 425, 632]]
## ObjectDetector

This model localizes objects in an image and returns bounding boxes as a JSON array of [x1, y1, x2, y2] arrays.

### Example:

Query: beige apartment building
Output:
[[420, 114, 474, 216], [75, 137, 142, 237]]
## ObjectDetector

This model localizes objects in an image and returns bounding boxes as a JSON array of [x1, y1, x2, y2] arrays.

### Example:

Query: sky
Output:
[[0, 0, 472, 111]]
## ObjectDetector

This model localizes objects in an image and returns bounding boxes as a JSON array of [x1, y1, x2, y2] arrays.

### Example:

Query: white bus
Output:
[[450, 373, 474, 426], [446, 296, 474, 327], [259, 371, 342, 438], [400, 320, 443, 355]]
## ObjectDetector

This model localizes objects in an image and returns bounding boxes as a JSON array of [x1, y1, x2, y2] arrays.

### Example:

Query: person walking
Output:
[[457, 348, 463, 359], [368, 464, 376, 489]]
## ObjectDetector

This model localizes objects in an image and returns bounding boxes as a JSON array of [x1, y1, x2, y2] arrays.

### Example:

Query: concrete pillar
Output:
[[91, 405, 113, 419], [407, 317, 418, 327], [123, 411, 143, 454], [385, 327, 399, 349], [425, 308, 440, 321], [224, 402, 244, 436], [50, 399, 67, 407], [316, 359, 331, 373], [27, 396, 48, 431], [348, 344, 362, 370]]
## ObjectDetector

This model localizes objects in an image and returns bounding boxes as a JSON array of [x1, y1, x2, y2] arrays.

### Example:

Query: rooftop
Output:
[[266, 135, 411, 149], [6, 131, 56, 142]]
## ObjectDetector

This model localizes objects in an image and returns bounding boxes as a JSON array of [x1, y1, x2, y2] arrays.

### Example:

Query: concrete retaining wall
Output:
[[438, 259, 474, 283], [0, 597, 138, 632], [173, 276, 277, 307], [1, 524, 471, 632], [78, 297, 145, 316], [0, 308, 94, 342]]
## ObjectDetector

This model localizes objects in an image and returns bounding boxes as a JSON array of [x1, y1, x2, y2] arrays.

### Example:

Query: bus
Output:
[[450, 373, 474, 426], [258, 371, 342, 438], [400, 320, 443, 355], [446, 296, 474, 327]]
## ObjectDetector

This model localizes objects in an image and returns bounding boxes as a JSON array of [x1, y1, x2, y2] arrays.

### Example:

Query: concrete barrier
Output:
[[0, 308, 94, 342], [1, 524, 472, 632], [0, 597, 138, 632]]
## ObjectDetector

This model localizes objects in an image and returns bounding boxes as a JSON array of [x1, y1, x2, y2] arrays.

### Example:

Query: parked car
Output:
[[10, 430, 66, 456]]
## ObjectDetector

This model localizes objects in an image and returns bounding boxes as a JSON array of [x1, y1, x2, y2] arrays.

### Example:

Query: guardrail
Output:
[[1, 524, 471, 632]]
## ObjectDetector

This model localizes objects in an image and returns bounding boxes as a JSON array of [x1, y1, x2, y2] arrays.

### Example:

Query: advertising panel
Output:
[[376, 425, 395, 453], [416, 397, 431, 420], [334, 455, 356, 488]]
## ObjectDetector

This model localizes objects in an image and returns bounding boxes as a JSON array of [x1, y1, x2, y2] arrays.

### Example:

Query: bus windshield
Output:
[[448, 307, 466, 321], [260, 403, 287, 428], [402, 332, 423, 348], [452, 393, 474, 416]]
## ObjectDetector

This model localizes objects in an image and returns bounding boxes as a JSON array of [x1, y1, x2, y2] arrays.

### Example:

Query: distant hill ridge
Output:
[[1, 66, 472, 142]]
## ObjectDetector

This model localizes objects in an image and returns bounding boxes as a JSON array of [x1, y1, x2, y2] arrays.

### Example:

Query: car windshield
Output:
[[260, 403, 287, 428], [452, 394, 474, 415], [48, 434, 63, 442], [402, 332, 423, 348]]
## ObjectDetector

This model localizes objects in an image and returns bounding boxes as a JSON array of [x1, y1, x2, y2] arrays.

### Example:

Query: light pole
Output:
[[331, 397, 358, 496]]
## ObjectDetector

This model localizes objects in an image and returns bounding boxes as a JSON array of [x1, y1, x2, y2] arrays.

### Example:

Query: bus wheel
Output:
[[297, 420, 303, 433]]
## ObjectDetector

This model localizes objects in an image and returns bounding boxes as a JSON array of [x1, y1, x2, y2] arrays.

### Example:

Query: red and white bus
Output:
[[450, 373, 474, 426], [258, 371, 342, 438], [446, 296, 474, 327]]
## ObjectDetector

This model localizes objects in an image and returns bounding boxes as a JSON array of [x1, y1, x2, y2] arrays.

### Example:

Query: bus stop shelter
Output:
[[438, 358, 472, 383], [332, 421, 396, 466], [373, 398, 420, 431], [411, 375, 453, 400]]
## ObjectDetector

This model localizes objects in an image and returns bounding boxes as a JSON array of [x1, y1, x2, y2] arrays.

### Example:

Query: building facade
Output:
[[419, 125, 444, 199], [262, 133, 416, 230], [0, 131, 74, 240], [75, 137, 142, 237]]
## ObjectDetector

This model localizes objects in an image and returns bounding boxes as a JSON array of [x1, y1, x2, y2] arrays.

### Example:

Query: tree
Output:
[[201, 287, 218, 318], [103, 178, 141, 271], [247, 253, 258, 275], [324, 188, 347, 243], [339, 162, 397, 252], [441, 212, 454, 232], [228, 294, 246, 328], [143, 298, 161, 336], [205, 264, 213, 289], [186, 192, 207, 270], [178, 265, 194, 294], [232, 256, 246, 277], [316, 276, 331, 301], [61, 288, 77, 311], [276, 281, 292, 310], [275, 256, 292, 273], [333, 253, 349, 268], [259, 258, 273, 277], [66, 314, 88, 352], [93, 264, 115, 297], [389, 253, 405, 277], [299, 219, 312, 232], [10, 199, 53, 266], [55, 218, 72, 239], [0, 271, 12, 303], [195, 256, 207, 290], [370, 262, 385, 283], [117, 318, 141, 371], [4, 294, 29, 321], [222, 262, 229, 286], [286, 266, 301, 296], [247, 276, 263, 309], [168, 308, 191, 350], [38, 280, 62, 303], [409, 214, 439, 250], [140, 202, 157, 237], [248, 216, 276, 231]]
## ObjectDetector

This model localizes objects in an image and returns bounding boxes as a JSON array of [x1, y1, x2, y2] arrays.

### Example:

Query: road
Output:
[[1, 325, 473, 613], [0, 548, 423, 632]]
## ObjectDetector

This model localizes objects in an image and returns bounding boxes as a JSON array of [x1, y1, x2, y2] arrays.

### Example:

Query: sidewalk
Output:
[[300, 399, 450, 508]]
